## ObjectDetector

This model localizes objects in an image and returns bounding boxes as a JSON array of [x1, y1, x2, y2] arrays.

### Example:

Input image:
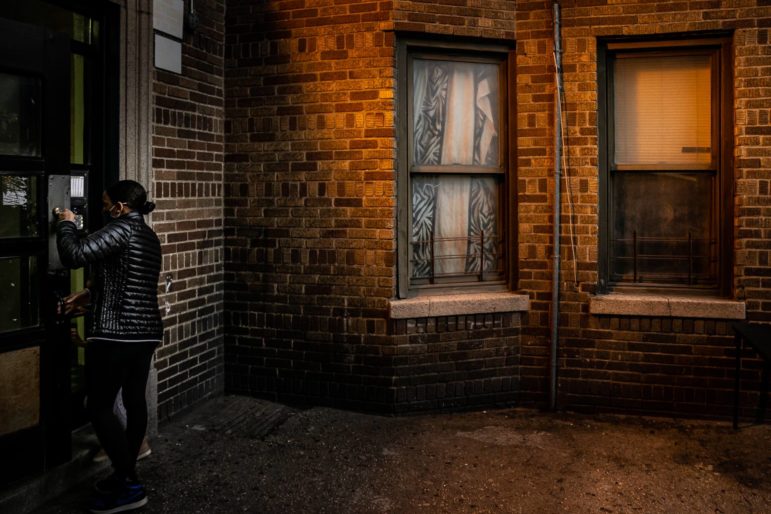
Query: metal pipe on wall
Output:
[[550, 1, 564, 411]]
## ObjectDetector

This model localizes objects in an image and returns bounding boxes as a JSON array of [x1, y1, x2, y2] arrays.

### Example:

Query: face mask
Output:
[[102, 203, 122, 224]]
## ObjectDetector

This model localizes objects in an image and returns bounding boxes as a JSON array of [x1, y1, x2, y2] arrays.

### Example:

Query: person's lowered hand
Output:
[[59, 289, 91, 317]]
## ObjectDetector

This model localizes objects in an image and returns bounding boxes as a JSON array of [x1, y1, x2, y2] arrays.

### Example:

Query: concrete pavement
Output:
[[24, 395, 771, 513]]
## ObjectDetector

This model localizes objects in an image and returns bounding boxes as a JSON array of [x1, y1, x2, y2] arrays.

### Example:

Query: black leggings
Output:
[[85, 340, 156, 481]]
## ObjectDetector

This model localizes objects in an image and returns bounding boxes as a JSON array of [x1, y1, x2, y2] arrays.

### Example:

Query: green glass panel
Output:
[[70, 267, 86, 355], [71, 12, 88, 44], [0, 256, 39, 332], [69, 268, 87, 394], [90, 19, 100, 45], [70, 12, 99, 45], [0, 175, 38, 238], [71, 54, 85, 165]]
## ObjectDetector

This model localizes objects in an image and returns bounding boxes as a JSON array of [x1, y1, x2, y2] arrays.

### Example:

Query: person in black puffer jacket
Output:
[[57, 180, 161, 514]]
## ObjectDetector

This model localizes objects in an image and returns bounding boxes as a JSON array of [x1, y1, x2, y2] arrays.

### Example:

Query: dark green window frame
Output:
[[598, 36, 734, 296], [396, 37, 516, 298]]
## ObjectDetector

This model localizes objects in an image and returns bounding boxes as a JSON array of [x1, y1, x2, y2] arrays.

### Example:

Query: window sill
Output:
[[389, 292, 530, 319], [589, 293, 745, 320]]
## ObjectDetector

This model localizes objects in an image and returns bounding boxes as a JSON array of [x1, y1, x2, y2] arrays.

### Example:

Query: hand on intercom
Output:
[[57, 288, 91, 317], [54, 207, 76, 222]]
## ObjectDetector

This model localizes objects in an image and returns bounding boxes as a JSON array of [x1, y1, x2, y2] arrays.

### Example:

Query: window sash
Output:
[[608, 171, 718, 287], [408, 55, 505, 173], [409, 174, 504, 284], [611, 52, 716, 169]]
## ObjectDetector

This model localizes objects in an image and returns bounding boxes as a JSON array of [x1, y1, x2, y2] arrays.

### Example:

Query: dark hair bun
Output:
[[139, 201, 156, 215]]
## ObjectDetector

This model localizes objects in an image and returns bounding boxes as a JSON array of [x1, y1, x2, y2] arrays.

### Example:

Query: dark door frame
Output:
[[0, 0, 119, 484], [0, 17, 71, 483]]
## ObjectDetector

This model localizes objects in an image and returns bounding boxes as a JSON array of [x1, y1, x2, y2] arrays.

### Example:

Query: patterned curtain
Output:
[[411, 176, 438, 279], [465, 177, 498, 274], [413, 63, 449, 166], [411, 60, 500, 280]]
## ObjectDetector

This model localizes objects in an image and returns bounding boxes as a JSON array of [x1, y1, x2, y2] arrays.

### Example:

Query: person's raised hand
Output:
[[56, 208, 76, 222]]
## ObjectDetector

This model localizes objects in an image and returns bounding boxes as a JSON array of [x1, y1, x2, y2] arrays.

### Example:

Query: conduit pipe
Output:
[[550, 1, 564, 411]]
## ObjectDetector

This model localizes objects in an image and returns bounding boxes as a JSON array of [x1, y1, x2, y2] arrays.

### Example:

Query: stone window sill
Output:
[[389, 292, 530, 319], [589, 293, 745, 320]]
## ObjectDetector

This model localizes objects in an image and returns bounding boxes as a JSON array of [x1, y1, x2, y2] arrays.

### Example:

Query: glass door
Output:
[[0, 1, 118, 485], [0, 16, 71, 484]]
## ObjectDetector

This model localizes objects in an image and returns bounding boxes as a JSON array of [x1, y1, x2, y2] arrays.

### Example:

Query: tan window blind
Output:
[[614, 55, 712, 167]]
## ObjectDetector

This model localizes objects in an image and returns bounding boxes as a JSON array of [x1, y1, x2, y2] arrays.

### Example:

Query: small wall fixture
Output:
[[185, 0, 199, 32]]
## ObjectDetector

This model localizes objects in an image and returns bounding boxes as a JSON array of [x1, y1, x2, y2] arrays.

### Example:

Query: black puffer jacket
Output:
[[57, 211, 163, 342]]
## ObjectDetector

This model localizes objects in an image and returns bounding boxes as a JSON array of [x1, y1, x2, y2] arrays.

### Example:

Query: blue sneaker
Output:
[[93, 473, 124, 495], [88, 481, 147, 514]]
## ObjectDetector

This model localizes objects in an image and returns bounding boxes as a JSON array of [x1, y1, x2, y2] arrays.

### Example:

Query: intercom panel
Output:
[[47, 174, 70, 271]]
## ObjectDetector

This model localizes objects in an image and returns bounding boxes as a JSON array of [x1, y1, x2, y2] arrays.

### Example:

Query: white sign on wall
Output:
[[155, 34, 182, 74], [153, 0, 184, 39], [153, 0, 184, 73]]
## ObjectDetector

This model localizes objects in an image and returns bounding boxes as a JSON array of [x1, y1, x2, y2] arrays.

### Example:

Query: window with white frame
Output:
[[599, 37, 733, 295], [397, 40, 513, 296]]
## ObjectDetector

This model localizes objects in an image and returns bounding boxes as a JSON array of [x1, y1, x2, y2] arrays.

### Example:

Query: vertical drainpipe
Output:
[[550, 1, 564, 411]]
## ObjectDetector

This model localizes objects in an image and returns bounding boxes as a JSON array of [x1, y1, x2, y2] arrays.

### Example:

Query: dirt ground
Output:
[[34, 395, 771, 513]]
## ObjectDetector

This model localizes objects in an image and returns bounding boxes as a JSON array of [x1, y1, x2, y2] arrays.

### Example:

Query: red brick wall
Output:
[[516, 0, 771, 417], [392, 0, 516, 38], [223, 0, 518, 411], [220, 0, 769, 418], [390, 313, 522, 412], [152, 0, 226, 420], [561, 317, 740, 417], [224, 0, 396, 409]]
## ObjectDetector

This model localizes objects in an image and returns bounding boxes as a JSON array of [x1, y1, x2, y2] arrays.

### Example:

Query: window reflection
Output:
[[611, 172, 716, 286], [0, 256, 39, 332], [0, 74, 41, 157], [0, 175, 38, 238]]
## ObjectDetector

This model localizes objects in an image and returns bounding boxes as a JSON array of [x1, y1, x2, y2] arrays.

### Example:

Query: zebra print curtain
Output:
[[411, 59, 500, 279]]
